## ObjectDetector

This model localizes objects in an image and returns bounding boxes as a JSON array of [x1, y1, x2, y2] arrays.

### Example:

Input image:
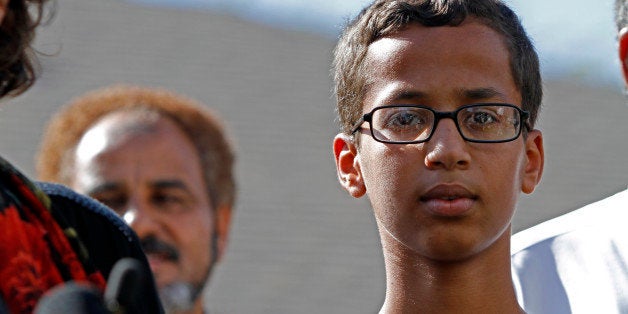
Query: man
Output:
[[332, 0, 544, 312], [0, 2, 162, 313], [510, 2, 628, 312], [37, 85, 236, 314]]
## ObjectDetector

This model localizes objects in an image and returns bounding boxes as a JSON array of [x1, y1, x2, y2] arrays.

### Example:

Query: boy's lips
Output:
[[420, 184, 477, 216]]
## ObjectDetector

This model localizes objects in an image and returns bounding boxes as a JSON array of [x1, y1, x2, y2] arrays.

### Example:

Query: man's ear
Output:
[[333, 133, 366, 198], [213, 204, 232, 263], [619, 27, 628, 85], [521, 129, 544, 194]]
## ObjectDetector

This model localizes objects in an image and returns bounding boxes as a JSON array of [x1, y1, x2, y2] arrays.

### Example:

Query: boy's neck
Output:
[[378, 227, 524, 314]]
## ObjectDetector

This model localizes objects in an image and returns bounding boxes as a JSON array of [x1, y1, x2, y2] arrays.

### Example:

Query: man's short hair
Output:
[[37, 84, 236, 210], [0, 0, 49, 97], [332, 0, 541, 135]]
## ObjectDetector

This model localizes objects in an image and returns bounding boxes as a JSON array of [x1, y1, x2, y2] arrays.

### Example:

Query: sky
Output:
[[130, 0, 622, 88]]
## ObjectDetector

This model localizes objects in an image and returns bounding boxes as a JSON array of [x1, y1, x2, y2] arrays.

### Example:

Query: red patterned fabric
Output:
[[0, 157, 106, 313]]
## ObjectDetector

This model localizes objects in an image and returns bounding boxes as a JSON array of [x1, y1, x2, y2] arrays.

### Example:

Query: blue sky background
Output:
[[130, 0, 622, 88]]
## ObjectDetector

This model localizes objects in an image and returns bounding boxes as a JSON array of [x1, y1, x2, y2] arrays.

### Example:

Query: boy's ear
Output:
[[521, 129, 544, 194], [619, 27, 628, 85], [333, 133, 366, 198]]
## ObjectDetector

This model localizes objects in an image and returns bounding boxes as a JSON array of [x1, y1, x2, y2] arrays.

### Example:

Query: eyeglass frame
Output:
[[350, 103, 531, 144]]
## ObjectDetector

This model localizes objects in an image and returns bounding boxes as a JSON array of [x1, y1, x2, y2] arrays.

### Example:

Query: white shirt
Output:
[[511, 189, 628, 314]]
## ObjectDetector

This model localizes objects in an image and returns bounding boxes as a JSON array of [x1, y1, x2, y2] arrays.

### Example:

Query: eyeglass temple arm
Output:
[[521, 110, 531, 131], [350, 114, 370, 134]]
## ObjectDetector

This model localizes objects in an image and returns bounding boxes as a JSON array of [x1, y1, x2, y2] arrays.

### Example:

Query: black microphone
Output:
[[103, 258, 147, 313], [35, 258, 150, 314], [34, 283, 109, 314]]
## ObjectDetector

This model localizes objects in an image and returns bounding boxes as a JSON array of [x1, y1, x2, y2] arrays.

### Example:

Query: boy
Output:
[[332, 0, 544, 312]]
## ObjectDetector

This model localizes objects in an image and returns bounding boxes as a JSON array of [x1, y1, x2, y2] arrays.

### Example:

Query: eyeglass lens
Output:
[[370, 105, 521, 143]]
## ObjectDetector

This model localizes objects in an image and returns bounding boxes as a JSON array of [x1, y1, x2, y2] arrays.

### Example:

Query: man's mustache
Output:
[[140, 236, 180, 262]]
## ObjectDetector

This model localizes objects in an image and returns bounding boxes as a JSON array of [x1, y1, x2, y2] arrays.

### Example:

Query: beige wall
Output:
[[0, 0, 626, 312]]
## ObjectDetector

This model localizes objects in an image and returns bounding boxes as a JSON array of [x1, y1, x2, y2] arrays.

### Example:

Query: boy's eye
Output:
[[460, 110, 502, 131], [391, 112, 421, 126], [469, 111, 497, 125], [382, 109, 429, 130]]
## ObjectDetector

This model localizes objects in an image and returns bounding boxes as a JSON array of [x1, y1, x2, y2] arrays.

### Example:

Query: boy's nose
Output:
[[424, 119, 471, 170]]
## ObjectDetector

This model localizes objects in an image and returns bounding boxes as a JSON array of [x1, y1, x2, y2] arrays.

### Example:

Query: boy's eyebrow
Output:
[[388, 90, 427, 102], [462, 88, 504, 100], [385, 88, 507, 103]]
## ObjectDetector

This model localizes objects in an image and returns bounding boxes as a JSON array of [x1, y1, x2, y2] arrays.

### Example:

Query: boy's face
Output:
[[333, 19, 543, 261]]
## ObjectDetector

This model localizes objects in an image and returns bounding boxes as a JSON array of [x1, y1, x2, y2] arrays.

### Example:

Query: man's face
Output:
[[71, 112, 215, 304], [335, 20, 543, 262]]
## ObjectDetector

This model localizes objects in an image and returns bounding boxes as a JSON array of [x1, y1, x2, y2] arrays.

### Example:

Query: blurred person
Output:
[[510, 1, 628, 312], [0, 1, 162, 313], [37, 85, 236, 314], [332, 0, 544, 312]]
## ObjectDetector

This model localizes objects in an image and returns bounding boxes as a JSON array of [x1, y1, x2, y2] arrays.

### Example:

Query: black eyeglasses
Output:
[[351, 103, 530, 144]]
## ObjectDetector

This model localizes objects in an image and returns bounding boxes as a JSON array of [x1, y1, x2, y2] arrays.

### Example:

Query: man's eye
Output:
[[152, 192, 190, 214], [94, 196, 127, 215], [153, 193, 184, 205]]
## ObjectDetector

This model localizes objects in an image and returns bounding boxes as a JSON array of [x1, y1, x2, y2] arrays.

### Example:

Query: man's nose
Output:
[[124, 201, 160, 237], [424, 118, 471, 170]]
